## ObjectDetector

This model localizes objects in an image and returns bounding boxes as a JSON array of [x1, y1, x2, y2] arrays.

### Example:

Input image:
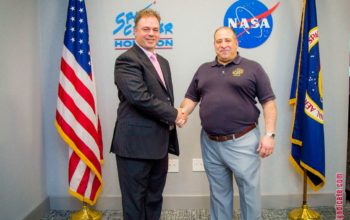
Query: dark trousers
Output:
[[116, 154, 169, 220]]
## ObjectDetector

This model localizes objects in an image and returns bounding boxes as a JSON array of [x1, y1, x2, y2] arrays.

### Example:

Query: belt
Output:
[[207, 124, 256, 142]]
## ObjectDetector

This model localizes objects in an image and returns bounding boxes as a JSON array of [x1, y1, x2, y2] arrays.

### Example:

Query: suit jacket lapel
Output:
[[157, 56, 174, 99]]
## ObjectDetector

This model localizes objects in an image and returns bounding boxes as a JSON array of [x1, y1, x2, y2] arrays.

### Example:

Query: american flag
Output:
[[55, 0, 103, 205]]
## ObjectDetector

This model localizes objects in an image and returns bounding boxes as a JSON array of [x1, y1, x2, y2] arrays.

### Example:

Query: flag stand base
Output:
[[288, 169, 321, 220], [70, 202, 101, 220], [288, 204, 320, 220]]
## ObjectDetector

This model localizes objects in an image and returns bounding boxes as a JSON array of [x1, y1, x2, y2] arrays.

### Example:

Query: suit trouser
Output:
[[116, 154, 168, 220], [201, 128, 261, 220]]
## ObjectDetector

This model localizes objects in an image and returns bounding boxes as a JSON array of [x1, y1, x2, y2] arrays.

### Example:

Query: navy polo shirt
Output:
[[185, 54, 275, 135]]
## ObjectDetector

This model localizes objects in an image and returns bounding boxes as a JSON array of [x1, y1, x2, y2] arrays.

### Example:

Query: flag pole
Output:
[[288, 169, 321, 220], [70, 201, 102, 220]]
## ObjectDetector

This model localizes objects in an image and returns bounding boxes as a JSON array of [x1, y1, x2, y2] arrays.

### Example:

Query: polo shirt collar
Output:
[[211, 52, 242, 67]]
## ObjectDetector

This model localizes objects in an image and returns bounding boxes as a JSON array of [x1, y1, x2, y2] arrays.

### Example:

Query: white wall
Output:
[[40, 0, 350, 210], [0, 0, 47, 219]]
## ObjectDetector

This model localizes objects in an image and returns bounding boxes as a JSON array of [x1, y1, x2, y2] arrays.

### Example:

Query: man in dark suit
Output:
[[111, 9, 186, 220]]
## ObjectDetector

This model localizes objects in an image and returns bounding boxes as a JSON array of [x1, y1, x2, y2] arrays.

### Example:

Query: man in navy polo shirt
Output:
[[179, 27, 277, 220]]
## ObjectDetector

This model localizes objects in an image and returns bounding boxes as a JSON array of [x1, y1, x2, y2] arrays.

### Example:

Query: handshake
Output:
[[175, 108, 188, 128]]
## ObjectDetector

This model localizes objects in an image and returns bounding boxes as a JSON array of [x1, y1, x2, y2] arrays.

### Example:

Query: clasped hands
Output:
[[175, 108, 188, 128]]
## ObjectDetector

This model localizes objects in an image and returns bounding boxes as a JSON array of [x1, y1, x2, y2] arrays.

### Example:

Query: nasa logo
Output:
[[113, 1, 174, 50], [223, 0, 280, 49]]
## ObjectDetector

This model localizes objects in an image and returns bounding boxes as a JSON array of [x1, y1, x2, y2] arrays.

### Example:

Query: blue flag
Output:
[[289, 0, 325, 191]]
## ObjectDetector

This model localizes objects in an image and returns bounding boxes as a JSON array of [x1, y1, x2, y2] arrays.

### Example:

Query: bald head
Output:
[[214, 27, 236, 40]]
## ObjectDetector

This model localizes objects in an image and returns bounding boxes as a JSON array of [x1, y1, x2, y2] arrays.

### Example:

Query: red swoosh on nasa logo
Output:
[[248, 2, 280, 22], [236, 2, 280, 38]]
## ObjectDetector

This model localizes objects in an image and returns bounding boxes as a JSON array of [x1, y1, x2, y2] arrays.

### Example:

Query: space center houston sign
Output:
[[112, 0, 279, 50]]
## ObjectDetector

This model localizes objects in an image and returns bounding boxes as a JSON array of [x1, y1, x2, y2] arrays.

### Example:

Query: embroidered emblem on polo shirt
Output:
[[232, 68, 244, 77]]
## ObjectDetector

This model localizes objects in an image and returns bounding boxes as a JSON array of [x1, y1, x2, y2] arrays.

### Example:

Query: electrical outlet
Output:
[[192, 158, 205, 172], [168, 158, 179, 173]]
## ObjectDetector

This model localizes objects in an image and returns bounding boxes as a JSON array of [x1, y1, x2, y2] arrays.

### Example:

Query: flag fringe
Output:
[[289, 155, 326, 191], [68, 186, 102, 206]]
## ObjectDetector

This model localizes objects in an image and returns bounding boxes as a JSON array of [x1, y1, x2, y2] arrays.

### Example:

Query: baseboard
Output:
[[23, 197, 50, 220], [260, 193, 335, 209], [49, 193, 335, 210]]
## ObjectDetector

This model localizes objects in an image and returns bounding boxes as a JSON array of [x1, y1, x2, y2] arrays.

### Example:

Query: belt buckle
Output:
[[223, 134, 234, 141]]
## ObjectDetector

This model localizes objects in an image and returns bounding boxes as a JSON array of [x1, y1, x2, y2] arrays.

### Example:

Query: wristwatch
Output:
[[265, 132, 276, 139]]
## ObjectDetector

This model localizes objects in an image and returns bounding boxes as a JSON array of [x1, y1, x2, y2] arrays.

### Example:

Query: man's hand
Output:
[[257, 135, 275, 158], [175, 108, 188, 128]]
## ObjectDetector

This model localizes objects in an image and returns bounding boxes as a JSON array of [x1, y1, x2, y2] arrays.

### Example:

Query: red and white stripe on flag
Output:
[[55, 0, 103, 206]]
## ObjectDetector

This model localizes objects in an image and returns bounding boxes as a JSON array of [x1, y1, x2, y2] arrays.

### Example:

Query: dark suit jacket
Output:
[[111, 45, 179, 159]]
